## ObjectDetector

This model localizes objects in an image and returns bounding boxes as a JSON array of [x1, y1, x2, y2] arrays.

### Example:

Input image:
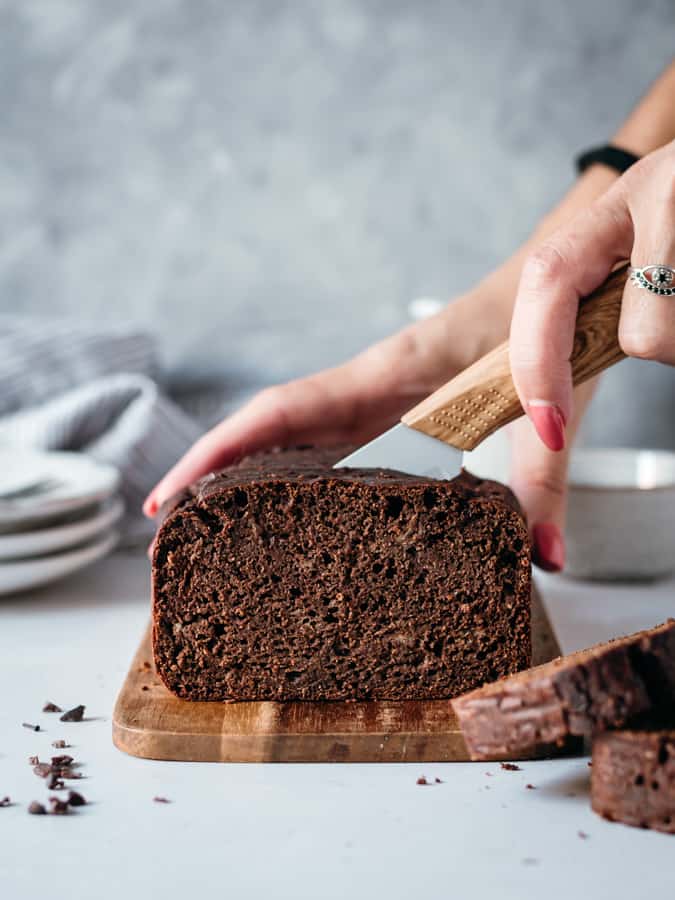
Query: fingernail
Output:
[[532, 522, 565, 572], [143, 494, 159, 518], [527, 401, 566, 452]]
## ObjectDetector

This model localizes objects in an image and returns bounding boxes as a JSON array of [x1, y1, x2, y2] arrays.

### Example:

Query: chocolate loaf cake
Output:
[[452, 620, 675, 760], [152, 447, 531, 701], [591, 730, 675, 833]]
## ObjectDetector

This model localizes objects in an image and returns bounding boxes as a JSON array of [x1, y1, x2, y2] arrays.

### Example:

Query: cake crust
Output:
[[152, 447, 531, 702], [452, 620, 675, 760]]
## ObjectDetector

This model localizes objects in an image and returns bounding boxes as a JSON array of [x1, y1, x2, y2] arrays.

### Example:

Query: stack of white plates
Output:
[[0, 451, 123, 595]]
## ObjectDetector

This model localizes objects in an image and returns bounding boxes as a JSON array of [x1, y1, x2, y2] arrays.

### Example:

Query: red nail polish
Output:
[[143, 496, 159, 518], [528, 403, 566, 452], [532, 522, 565, 572]]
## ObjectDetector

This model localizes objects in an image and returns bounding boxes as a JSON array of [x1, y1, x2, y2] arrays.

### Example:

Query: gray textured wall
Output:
[[1, 1, 674, 443]]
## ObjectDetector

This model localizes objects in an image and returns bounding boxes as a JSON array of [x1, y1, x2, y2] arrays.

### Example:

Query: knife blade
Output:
[[335, 265, 629, 479]]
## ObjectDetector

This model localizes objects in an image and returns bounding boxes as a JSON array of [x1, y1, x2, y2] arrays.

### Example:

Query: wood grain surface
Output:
[[402, 265, 628, 450], [112, 587, 579, 763]]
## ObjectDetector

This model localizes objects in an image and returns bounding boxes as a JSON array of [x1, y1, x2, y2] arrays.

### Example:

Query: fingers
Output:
[[510, 380, 597, 572], [143, 373, 357, 516], [509, 416, 569, 571], [509, 188, 633, 451]]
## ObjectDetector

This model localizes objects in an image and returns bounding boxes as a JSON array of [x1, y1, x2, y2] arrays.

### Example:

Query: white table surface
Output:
[[1, 549, 674, 900]]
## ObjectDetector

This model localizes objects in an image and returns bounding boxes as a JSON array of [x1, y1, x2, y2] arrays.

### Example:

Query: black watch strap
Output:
[[575, 144, 640, 175]]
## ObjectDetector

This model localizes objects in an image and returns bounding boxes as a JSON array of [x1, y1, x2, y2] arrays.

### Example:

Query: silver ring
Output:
[[629, 265, 675, 296]]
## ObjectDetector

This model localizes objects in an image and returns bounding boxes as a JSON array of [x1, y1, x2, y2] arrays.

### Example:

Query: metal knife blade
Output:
[[334, 423, 463, 480]]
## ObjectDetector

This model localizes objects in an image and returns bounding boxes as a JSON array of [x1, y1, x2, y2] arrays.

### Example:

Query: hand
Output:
[[510, 140, 675, 448], [508, 140, 675, 569], [142, 315, 470, 516]]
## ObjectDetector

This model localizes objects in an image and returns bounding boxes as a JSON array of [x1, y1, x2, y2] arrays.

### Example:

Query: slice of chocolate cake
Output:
[[452, 620, 675, 760], [152, 447, 531, 701], [592, 730, 675, 834]]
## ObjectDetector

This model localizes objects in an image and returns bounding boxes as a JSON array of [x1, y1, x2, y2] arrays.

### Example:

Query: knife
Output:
[[335, 265, 629, 478]]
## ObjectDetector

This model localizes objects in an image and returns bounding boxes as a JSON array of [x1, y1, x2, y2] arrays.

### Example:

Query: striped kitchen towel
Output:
[[0, 317, 201, 538]]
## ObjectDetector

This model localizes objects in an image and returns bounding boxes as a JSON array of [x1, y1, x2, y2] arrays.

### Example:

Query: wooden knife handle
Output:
[[401, 265, 628, 451]]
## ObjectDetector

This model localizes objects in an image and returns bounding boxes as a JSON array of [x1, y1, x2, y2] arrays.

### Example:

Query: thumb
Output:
[[509, 415, 570, 572]]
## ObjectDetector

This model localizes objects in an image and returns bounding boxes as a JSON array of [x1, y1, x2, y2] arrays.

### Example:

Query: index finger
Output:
[[509, 188, 633, 450]]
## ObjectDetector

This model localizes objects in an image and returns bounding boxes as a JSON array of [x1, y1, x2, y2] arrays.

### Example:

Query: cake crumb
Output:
[[500, 762, 521, 771], [416, 776, 429, 786], [578, 830, 589, 840], [153, 796, 171, 803], [525, 783, 536, 790]]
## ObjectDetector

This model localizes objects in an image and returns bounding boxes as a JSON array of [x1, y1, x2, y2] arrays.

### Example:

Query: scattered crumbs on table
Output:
[[522, 858, 539, 867], [500, 762, 521, 771], [28, 801, 47, 816], [67, 790, 86, 807], [43, 702, 62, 713], [60, 705, 85, 723], [416, 776, 429, 786], [525, 784, 536, 790], [485, 772, 493, 777], [28, 755, 39, 766], [22, 723, 40, 732], [434, 777, 442, 784], [578, 830, 589, 840], [49, 797, 69, 815], [48, 775, 65, 791], [52, 740, 70, 749], [0, 796, 11, 807], [153, 796, 171, 804], [33, 763, 52, 779]]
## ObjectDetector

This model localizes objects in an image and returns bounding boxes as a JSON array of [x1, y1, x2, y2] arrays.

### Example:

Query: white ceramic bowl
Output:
[[565, 448, 675, 581]]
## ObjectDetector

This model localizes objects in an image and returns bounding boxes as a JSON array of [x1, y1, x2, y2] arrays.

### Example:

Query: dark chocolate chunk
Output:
[[0, 797, 10, 807], [48, 775, 65, 791], [526, 784, 536, 790], [28, 801, 47, 815], [452, 620, 675, 760], [48, 797, 69, 815], [500, 762, 521, 771], [152, 448, 531, 702], [59, 705, 85, 722], [51, 755, 74, 768], [42, 702, 62, 713], [67, 791, 86, 807]]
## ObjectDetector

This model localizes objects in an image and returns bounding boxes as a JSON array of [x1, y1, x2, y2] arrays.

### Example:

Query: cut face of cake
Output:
[[152, 447, 531, 702]]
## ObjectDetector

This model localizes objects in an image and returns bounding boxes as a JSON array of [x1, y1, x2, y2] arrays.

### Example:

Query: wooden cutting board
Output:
[[113, 587, 575, 763]]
